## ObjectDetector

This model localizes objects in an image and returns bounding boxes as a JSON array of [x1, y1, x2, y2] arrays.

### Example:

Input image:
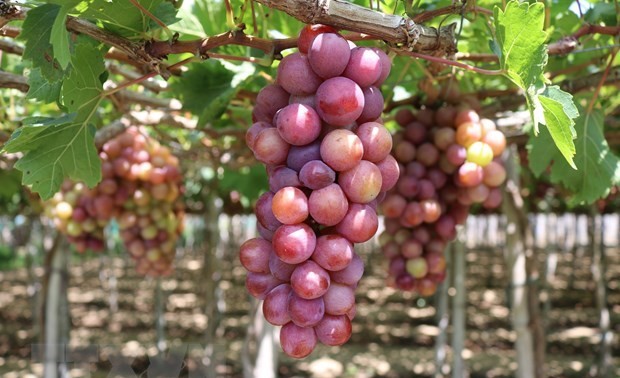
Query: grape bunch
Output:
[[47, 182, 108, 253], [46, 127, 184, 277], [379, 106, 507, 295], [241, 24, 396, 358]]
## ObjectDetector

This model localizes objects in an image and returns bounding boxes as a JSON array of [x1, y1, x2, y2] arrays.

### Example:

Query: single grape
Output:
[[291, 260, 331, 299], [315, 77, 365, 126], [275, 103, 322, 146], [288, 293, 325, 327], [338, 160, 382, 204], [280, 322, 317, 358], [308, 32, 351, 79], [239, 238, 272, 274], [356, 122, 392, 163], [314, 315, 352, 346], [263, 284, 292, 326], [299, 160, 335, 190], [277, 52, 322, 95], [312, 234, 354, 272], [308, 183, 349, 226], [272, 187, 309, 225], [320, 129, 364, 171], [343, 47, 382, 87], [273, 223, 317, 264]]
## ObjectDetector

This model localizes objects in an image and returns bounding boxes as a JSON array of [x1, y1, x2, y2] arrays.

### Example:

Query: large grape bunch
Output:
[[46, 127, 184, 277], [379, 106, 507, 295], [240, 24, 397, 358]]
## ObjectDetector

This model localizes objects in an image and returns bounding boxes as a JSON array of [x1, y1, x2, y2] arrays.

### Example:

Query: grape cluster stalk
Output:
[[379, 106, 507, 295], [240, 24, 397, 358], [46, 127, 184, 277]]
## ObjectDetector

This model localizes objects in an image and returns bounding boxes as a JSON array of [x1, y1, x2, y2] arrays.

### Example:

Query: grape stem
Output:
[[403, 51, 505, 76], [586, 50, 618, 115]]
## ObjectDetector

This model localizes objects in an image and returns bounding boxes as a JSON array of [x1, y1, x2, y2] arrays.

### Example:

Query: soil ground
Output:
[[0, 218, 618, 378]]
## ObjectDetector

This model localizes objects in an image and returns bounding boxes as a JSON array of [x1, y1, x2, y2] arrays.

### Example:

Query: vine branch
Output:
[[252, 0, 457, 56]]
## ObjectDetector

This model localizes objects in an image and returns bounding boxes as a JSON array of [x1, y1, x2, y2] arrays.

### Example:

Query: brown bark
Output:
[[253, 0, 457, 56]]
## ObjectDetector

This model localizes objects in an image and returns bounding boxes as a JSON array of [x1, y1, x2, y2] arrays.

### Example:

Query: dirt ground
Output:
[[0, 233, 618, 377]]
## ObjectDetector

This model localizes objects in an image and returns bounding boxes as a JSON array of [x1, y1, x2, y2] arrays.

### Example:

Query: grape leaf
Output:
[[2, 43, 105, 200], [170, 60, 255, 126], [219, 164, 268, 205], [26, 68, 63, 104], [527, 108, 620, 204], [538, 86, 578, 169], [494, 1, 547, 90], [19, 4, 66, 82], [50, 4, 73, 69], [77, 0, 178, 38], [0, 170, 22, 200], [494, 0, 578, 168]]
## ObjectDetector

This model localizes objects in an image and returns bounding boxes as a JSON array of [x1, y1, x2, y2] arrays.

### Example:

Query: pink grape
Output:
[[323, 283, 355, 315], [253, 128, 290, 165], [308, 32, 351, 79], [277, 52, 322, 95], [299, 160, 335, 190], [239, 238, 272, 274], [245, 272, 282, 299], [482, 160, 507, 187], [269, 166, 301, 192], [312, 234, 354, 272], [357, 87, 384, 124], [272, 223, 317, 264], [343, 47, 382, 87], [314, 315, 352, 346], [269, 252, 297, 281], [308, 183, 349, 226], [253, 84, 289, 123], [272, 187, 309, 225], [320, 129, 364, 171], [280, 322, 317, 358], [297, 24, 338, 54], [375, 154, 400, 192], [457, 162, 484, 187], [335, 203, 378, 243], [275, 103, 322, 146], [255, 192, 282, 231], [356, 121, 392, 163], [338, 160, 382, 203], [290, 260, 331, 299], [370, 47, 391, 86], [330, 253, 364, 285], [287, 142, 321, 172], [288, 293, 325, 327], [315, 77, 365, 126], [263, 284, 292, 325]]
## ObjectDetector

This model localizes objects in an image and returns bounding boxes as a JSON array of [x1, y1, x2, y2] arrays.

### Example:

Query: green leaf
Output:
[[3, 43, 105, 200], [50, 4, 73, 69], [78, 0, 178, 38], [528, 108, 620, 204], [3, 115, 77, 152], [219, 164, 268, 204], [0, 170, 23, 200], [170, 60, 255, 125], [538, 86, 578, 169], [61, 44, 105, 113], [19, 4, 66, 82], [494, 0, 547, 89], [26, 68, 63, 104]]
